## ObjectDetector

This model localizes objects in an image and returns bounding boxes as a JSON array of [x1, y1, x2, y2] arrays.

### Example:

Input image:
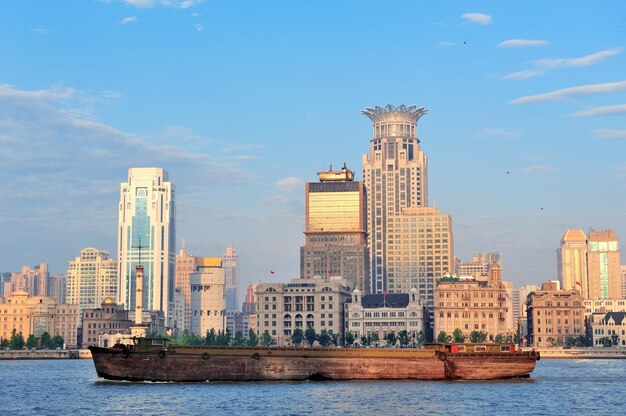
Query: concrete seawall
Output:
[[0, 349, 92, 360], [534, 347, 626, 359]]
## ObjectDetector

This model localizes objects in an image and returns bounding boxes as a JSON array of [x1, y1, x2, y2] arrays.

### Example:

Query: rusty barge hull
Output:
[[89, 346, 537, 382]]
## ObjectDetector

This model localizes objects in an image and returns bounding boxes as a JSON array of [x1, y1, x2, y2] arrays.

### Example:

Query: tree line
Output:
[[0, 329, 64, 350]]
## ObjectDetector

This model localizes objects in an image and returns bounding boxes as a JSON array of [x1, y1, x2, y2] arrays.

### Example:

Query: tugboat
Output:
[[89, 338, 539, 382]]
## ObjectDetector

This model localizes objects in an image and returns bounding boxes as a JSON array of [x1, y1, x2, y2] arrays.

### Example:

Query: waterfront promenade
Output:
[[0, 349, 90, 359]]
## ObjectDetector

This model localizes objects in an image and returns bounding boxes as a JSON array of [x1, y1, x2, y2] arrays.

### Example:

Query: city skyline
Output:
[[1, 1, 625, 289]]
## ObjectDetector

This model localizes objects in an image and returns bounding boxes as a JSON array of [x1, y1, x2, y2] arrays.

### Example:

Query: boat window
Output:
[[475, 346, 486, 352], [500, 345, 511, 352]]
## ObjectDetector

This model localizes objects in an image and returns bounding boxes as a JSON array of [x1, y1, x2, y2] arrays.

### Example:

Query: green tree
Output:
[[360, 335, 370, 347], [470, 330, 487, 343], [50, 335, 64, 349], [611, 333, 619, 346], [0, 338, 9, 349], [232, 331, 245, 346], [385, 332, 397, 347], [26, 334, 38, 349], [452, 328, 466, 343], [304, 327, 317, 347], [205, 328, 217, 346], [397, 330, 410, 348], [437, 331, 451, 343], [215, 329, 232, 346], [291, 328, 304, 346], [10, 329, 25, 350], [318, 330, 332, 347], [260, 331, 274, 347], [246, 329, 259, 347], [600, 337, 613, 347], [330, 333, 339, 347], [370, 332, 380, 346], [415, 331, 425, 347], [494, 334, 504, 343], [40, 332, 52, 349], [345, 331, 355, 347]]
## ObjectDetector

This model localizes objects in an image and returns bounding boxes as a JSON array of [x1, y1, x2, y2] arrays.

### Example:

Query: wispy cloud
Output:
[[195, 23, 204, 32], [510, 80, 626, 104], [519, 165, 557, 174], [275, 177, 304, 192], [572, 104, 626, 117], [30, 27, 49, 35], [107, 0, 205, 8], [498, 39, 548, 48], [501, 48, 622, 81], [460, 13, 492, 26], [482, 127, 522, 139], [120, 16, 137, 25], [435, 41, 458, 48], [592, 129, 626, 140]]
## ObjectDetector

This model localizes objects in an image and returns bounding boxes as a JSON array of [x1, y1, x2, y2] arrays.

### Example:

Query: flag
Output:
[[326, 269, 331, 276], [270, 270, 275, 275], [575, 281, 581, 286], [88, 297, 93, 304], [383, 291, 387, 297]]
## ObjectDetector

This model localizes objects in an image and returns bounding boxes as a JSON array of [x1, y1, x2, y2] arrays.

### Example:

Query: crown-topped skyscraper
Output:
[[362, 105, 429, 294]]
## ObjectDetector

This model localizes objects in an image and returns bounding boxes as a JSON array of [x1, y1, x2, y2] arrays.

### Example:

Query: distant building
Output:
[[587, 229, 621, 300], [345, 288, 425, 346], [300, 164, 369, 293], [457, 252, 501, 277], [0, 291, 79, 348], [223, 244, 240, 311], [66, 248, 117, 322], [434, 261, 508, 340], [515, 284, 539, 339], [175, 245, 197, 332], [117, 167, 176, 324], [225, 311, 249, 336], [242, 283, 257, 332], [557, 229, 588, 296], [81, 298, 131, 347], [49, 273, 66, 304], [189, 258, 225, 336], [583, 299, 626, 315], [11, 264, 49, 297], [503, 281, 515, 334], [622, 265, 626, 298], [589, 312, 626, 347], [362, 104, 429, 294], [255, 276, 352, 346], [527, 282, 585, 347]]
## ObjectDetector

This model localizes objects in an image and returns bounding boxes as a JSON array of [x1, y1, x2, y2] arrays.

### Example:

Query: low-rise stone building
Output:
[[255, 276, 352, 346], [527, 282, 585, 347], [589, 312, 626, 347], [344, 288, 425, 345], [81, 298, 132, 347]]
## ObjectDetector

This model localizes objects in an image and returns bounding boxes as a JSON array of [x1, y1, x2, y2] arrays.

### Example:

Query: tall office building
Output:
[[49, 273, 67, 304], [190, 258, 226, 336], [12, 264, 49, 297], [557, 229, 588, 296], [175, 245, 197, 332], [587, 229, 621, 300], [67, 248, 117, 321], [300, 164, 369, 293], [117, 167, 176, 323], [362, 104, 429, 294], [223, 244, 240, 311]]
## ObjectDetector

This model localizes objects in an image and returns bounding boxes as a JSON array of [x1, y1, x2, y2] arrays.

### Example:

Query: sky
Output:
[[1, 1, 625, 294]]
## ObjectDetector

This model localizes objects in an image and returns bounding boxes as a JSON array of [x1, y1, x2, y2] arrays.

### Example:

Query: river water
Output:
[[0, 358, 623, 415]]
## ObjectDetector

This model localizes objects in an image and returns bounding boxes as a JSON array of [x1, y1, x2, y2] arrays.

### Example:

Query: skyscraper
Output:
[[117, 167, 176, 324], [190, 257, 225, 336], [67, 248, 117, 318], [300, 164, 369, 293], [557, 229, 588, 296], [587, 229, 621, 299], [175, 244, 197, 332], [362, 104, 428, 294], [223, 244, 240, 311]]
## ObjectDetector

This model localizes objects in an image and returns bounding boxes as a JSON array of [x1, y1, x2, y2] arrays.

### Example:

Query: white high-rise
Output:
[[117, 168, 176, 323], [66, 248, 117, 318], [362, 105, 429, 294]]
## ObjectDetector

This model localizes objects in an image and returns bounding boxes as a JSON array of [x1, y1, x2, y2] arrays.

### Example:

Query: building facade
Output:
[[81, 298, 131, 347], [117, 167, 176, 324], [300, 164, 369, 293], [589, 312, 626, 347], [583, 299, 626, 315], [0, 291, 79, 348], [175, 245, 197, 332], [189, 258, 225, 336], [557, 229, 588, 296], [10, 264, 49, 297], [345, 288, 425, 345], [362, 104, 429, 294], [255, 276, 352, 346], [434, 262, 508, 340], [49, 274, 66, 304], [223, 244, 240, 311], [587, 229, 621, 300], [457, 252, 501, 277], [527, 282, 585, 347], [66, 248, 118, 322]]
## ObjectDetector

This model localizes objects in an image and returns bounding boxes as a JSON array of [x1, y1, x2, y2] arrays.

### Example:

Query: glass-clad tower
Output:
[[117, 168, 176, 323], [362, 105, 428, 294]]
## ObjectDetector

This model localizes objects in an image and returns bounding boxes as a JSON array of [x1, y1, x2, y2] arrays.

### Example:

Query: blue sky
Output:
[[1, 0, 625, 293]]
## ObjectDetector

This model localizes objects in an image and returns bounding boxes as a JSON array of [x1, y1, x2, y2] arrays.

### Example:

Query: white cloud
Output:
[[501, 48, 622, 81], [519, 165, 557, 174], [592, 129, 626, 139], [498, 39, 548, 48], [510, 80, 626, 104], [275, 177, 304, 192], [460, 13, 492, 25], [120, 16, 137, 25], [195, 23, 204, 32], [572, 104, 626, 117], [482, 128, 522, 139], [108, 0, 205, 8], [123, 0, 154, 7], [435, 41, 458, 48]]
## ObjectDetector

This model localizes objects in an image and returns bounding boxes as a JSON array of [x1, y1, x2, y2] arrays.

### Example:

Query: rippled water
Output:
[[0, 358, 624, 415]]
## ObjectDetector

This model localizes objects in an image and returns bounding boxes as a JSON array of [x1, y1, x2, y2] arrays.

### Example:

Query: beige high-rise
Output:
[[557, 229, 588, 296], [587, 229, 621, 299], [175, 245, 197, 332], [362, 105, 428, 294], [189, 258, 225, 336]]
